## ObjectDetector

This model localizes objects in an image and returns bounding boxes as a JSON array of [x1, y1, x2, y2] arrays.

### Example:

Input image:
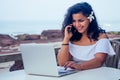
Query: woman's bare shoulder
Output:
[[98, 33, 108, 40]]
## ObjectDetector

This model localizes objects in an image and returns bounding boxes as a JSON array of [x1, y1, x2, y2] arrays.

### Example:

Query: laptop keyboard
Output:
[[58, 66, 75, 73]]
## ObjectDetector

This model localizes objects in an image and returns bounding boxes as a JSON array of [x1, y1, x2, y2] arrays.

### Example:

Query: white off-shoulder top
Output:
[[69, 38, 116, 63]]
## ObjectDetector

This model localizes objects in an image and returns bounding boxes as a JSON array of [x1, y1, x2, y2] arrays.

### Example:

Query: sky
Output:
[[0, 0, 120, 35], [0, 0, 120, 22]]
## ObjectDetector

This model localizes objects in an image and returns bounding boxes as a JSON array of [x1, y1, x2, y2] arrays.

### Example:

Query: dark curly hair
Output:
[[62, 2, 105, 41]]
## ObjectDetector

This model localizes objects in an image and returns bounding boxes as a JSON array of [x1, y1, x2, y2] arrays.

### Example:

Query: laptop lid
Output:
[[20, 43, 60, 77], [20, 43, 77, 77]]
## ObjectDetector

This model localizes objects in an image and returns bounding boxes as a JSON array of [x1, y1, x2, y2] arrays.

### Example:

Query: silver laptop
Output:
[[20, 43, 77, 77]]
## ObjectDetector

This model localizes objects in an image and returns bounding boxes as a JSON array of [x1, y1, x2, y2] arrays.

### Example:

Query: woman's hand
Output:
[[64, 61, 81, 70], [64, 25, 73, 41]]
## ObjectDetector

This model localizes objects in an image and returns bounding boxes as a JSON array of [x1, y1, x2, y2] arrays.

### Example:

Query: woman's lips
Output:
[[77, 26, 83, 31]]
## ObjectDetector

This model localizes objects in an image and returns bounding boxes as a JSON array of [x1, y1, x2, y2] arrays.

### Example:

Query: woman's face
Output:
[[72, 13, 90, 34]]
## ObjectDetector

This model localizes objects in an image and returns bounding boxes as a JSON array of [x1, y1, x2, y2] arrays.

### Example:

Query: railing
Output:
[[3, 39, 120, 71], [105, 39, 120, 68]]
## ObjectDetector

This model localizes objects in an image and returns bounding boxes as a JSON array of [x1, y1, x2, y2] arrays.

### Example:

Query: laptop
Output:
[[20, 43, 77, 77]]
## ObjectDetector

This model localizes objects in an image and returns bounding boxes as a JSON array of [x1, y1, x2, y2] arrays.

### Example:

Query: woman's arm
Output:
[[79, 33, 108, 70], [64, 34, 108, 70], [64, 53, 107, 70], [57, 25, 73, 66], [57, 45, 72, 66], [78, 53, 107, 70], [78, 33, 108, 69], [57, 38, 72, 66]]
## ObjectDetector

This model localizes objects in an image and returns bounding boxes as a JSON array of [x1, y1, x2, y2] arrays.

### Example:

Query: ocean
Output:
[[0, 20, 120, 36], [0, 20, 62, 35]]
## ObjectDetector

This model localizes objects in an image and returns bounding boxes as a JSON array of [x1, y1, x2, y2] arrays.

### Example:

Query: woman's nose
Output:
[[75, 22, 80, 27]]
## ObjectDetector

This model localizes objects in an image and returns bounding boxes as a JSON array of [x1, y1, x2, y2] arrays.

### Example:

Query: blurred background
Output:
[[0, 0, 120, 35]]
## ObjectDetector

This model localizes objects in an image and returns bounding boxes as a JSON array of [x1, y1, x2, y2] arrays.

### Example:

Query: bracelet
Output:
[[62, 43, 69, 45]]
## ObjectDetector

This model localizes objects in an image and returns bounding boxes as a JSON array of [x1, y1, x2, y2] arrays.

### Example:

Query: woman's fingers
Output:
[[65, 25, 72, 33], [64, 61, 76, 69], [64, 61, 81, 70]]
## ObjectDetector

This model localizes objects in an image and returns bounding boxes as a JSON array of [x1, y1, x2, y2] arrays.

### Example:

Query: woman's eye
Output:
[[78, 19, 84, 22], [72, 20, 84, 22]]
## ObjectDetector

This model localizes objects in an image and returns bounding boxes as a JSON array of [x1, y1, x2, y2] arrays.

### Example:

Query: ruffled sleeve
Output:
[[94, 39, 116, 56]]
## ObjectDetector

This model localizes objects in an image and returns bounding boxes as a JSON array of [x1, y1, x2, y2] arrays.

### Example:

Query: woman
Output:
[[57, 2, 115, 70]]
